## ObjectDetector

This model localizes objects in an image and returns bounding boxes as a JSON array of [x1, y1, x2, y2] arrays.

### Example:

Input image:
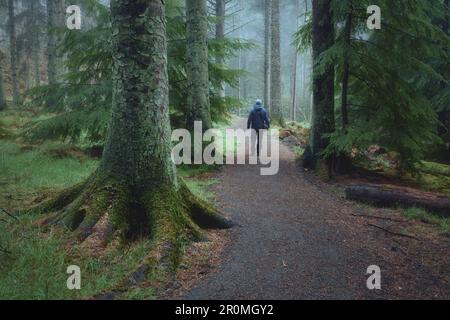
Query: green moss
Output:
[[419, 161, 450, 177], [315, 160, 331, 180]]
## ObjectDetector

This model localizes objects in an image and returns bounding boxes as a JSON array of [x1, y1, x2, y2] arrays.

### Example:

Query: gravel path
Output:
[[185, 120, 450, 300]]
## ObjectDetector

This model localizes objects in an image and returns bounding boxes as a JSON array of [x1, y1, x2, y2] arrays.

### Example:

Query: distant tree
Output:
[[0, 50, 6, 110], [270, 0, 284, 125], [264, 0, 271, 109], [215, 0, 225, 97], [186, 0, 212, 131], [339, 0, 351, 131], [8, 0, 20, 106], [290, 0, 300, 121], [35, 0, 231, 259], [46, 0, 65, 87]]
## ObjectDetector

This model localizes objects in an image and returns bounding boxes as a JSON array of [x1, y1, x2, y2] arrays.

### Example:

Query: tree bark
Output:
[[8, 0, 20, 106], [31, 0, 41, 87], [270, 0, 283, 125], [291, 0, 300, 122], [346, 184, 450, 217], [264, 0, 271, 110], [215, 0, 225, 98], [47, 0, 58, 86], [0, 60, 6, 110], [308, 0, 335, 170], [340, 4, 352, 130], [186, 0, 212, 131], [34, 0, 231, 252]]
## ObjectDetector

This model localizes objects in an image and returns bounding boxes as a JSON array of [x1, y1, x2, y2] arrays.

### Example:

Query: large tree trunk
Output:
[[186, 0, 212, 131], [346, 184, 450, 217], [270, 0, 284, 125], [264, 0, 271, 110], [8, 0, 20, 106], [215, 0, 225, 98], [307, 0, 335, 171], [35, 0, 231, 259]]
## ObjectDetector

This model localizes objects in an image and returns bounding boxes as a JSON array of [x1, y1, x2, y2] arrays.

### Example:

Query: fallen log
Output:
[[345, 184, 450, 217]]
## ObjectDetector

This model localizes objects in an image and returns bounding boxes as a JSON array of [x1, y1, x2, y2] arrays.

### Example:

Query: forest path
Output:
[[184, 119, 450, 300]]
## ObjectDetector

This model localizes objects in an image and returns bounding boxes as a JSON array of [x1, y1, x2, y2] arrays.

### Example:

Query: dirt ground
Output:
[[172, 120, 450, 300]]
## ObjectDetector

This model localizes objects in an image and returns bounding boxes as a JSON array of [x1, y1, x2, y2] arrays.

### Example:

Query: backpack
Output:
[[256, 108, 269, 129]]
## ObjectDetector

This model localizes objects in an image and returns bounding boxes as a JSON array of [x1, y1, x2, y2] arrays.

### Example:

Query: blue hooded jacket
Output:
[[247, 102, 270, 130]]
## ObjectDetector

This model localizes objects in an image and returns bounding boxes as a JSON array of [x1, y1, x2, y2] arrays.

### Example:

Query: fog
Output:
[[225, 0, 312, 122]]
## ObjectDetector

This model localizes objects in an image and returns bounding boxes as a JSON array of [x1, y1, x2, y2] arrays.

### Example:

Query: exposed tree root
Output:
[[30, 170, 233, 282]]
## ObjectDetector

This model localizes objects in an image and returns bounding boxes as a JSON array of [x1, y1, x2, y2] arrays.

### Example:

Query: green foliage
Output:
[[298, 0, 450, 172], [26, 0, 249, 143]]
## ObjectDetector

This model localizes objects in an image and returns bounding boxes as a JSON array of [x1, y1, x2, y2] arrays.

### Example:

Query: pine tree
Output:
[[46, 0, 65, 87], [264, 0, 271, 109], [8, 0, 20, 106], [0, 50, 6, 110], [270, 0, 284, 125], [26, 0, 247, 143], [306, 0, 335, 172], [186, 0, 212, 131], [215, 0, 225, 97], [35, 0, 231, 259], [297, 0, 450, 172]]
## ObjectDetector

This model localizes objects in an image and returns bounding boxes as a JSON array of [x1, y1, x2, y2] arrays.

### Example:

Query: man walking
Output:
[[247, 99, 270, 157]]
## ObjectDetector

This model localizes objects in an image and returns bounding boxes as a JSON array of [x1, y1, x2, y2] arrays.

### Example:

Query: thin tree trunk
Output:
[[0, 61, 6, 110], [270, 0, 283, 125], [186, 0, 212, 131], [215, 0, 225, 98], [47, 0, 57, 86], [445, 0, 449, 35], [308, 0, 335, 170], [291, 0, 300, 122], [31, 0, 41, 87], [340, 5, 352, 130], [8, 0, 20, 106], [291, 53, 298, 122], [264, 0, 271, 110]]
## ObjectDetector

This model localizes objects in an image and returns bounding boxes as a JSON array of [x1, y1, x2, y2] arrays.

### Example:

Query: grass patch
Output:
[[0, 110, 222, 299], [0, 140, 98, 208], [403, 207, 450, 235], [0, 217, 158, 299]]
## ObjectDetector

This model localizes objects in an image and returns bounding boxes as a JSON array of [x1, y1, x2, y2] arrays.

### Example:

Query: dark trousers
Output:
[[251, 129, 261, 156]]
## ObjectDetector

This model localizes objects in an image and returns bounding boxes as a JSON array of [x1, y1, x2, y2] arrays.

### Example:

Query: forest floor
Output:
[[171, 119, 450, 300], [1, 112, 450, 299]]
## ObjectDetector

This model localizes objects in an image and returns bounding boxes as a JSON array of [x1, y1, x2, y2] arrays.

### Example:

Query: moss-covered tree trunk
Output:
[[8, 0, 20, 106], [264, 0, 271, 110], [307, 0, 335, 172], [36, 0, 231, 261], [270, 0, 284, 126], [186, 0, 212, 131]]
